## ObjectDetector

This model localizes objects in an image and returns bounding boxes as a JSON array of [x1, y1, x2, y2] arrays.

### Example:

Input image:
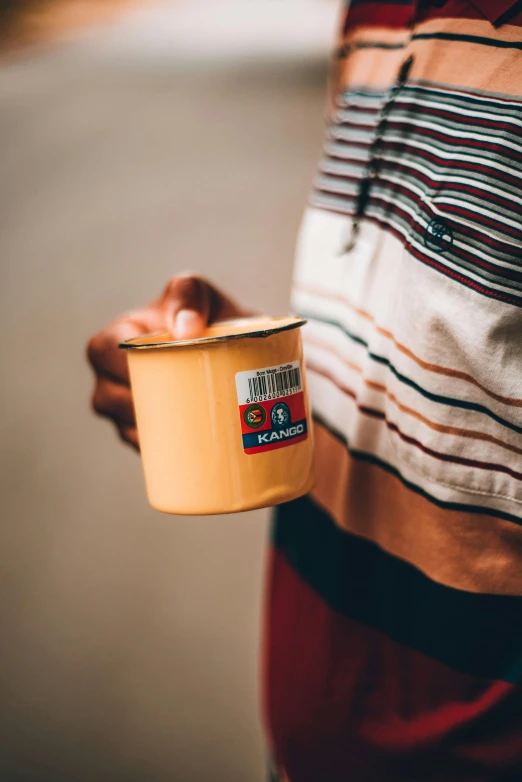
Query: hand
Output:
[[87, 275, 246, 449]]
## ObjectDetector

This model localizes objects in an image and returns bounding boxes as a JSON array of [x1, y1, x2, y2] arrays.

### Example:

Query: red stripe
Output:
[[384, 166, 522, 229], [315, 180, 522, 283], [321, 155, 518, 224], [264, 548, 521, 781], [318, 169, 522, 271], [329, 133, 522, 191], [393, 100, 522, 134], [405, 227, 522, 307], [386, 141, 522, 190], [441, 202, 522, 240], [387, 119, 522, 166], [342, 4, 414, 33], [322, 157, 522, 256]]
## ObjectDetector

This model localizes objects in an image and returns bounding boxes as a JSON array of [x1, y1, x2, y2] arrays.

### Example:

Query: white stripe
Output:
[[305, 329, 522, 468], [323, 152, 522, 213], [330, 126, 373, 144], [317, 170, 522, 264], [409, 81, 522, 110], [319, 159, 366, 177], [387, 115, 522, 156], [433, 196, 522, 234], [333, 109, 380, 126], [383, 133, 521, 180], [323, 142, 369, 162], [309, 370, 522, 510], [337, 92, 384, 110], [395, 95, 522, 133], [379, 152, 522, 207], [326, 131, 522, 181], [296, 284, 522, 420]]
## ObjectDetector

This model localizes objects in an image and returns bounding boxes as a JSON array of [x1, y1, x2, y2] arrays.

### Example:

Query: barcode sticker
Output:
[[237, 360, 302, 405], [236, 361, 308, 454]]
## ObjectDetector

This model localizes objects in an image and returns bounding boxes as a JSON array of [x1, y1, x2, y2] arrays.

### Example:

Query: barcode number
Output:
[[247, 367, 301, 402]]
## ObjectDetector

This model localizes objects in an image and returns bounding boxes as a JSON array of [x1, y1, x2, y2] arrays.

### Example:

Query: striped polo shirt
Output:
[[264, 1, 522, 780]]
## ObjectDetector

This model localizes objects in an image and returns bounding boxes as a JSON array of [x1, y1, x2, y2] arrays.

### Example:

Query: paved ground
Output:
[[0, 4, 330, 780]]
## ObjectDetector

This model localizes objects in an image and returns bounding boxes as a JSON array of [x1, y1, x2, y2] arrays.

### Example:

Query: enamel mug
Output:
[[120, 316, 315, 515]]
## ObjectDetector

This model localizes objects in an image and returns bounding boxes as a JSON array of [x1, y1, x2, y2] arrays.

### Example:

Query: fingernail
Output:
[[175, 309, 204, 340]]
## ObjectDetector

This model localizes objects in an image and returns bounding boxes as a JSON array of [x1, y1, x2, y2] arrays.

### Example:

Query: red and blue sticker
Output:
[[236, 360, 308, 455]]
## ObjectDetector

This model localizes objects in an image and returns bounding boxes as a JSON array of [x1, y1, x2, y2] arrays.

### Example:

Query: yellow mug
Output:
[[120, 315, 315, 515]]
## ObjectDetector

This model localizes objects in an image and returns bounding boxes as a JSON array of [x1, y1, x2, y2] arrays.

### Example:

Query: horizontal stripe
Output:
[[327, 135, 522, 192], [299, 309, 522, 437], [334, 40, 407, 60], [320, 159, 522, 246], [311, 184, 521, 285], [408, 80, 522, 111], [381, 121, 522, 176], [411, 31, 522, 52], [310, 420, 522, 594], [295, 282, 522, 407], [272, 494, 522, 682], [311, 411, 522, 527], [315, 175, 522, 274], [328, 118, 522, 201], [308, 358, 522, 482], [297, 281, 522, 511], [335, 22, 522, 95], [307, 353, 522, 470], [330, 182, 522, 276], [329, 122, 522, 187], [316, 81, 522, 304], [315, 175, 522, 279], [394, 90, 522, 127], [309, 194, 522, 308], [343, 5, 414, 34], [265, 548, 522, 781], [329, 130, 522, 181]]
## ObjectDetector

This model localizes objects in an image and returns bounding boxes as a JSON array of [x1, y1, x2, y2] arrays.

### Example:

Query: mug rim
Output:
[[119, 315, 307, 350]]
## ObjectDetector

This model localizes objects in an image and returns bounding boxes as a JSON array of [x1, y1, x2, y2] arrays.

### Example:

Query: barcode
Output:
[[248, 367, 301, 400]]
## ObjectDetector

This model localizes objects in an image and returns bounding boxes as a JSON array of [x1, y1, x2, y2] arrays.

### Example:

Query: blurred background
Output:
[[0, 1, 338, 779]]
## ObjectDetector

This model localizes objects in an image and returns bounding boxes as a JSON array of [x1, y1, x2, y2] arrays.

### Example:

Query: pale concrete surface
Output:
[[0, 6, 328, 781]]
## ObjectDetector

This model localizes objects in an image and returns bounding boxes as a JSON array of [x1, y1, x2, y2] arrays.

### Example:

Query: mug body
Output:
[[123, 317, 315, 515]]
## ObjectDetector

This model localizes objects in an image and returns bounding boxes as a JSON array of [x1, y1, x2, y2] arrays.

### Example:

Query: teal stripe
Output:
[[273, 494, 522, 683], [299, 311, 522, 437]]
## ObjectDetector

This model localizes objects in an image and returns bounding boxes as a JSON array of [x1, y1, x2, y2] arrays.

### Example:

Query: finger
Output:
[[92, 378, 136, 426], [163, 276, 212, 339], [87, 320, 144, 384], [118, 424, 140, 451]]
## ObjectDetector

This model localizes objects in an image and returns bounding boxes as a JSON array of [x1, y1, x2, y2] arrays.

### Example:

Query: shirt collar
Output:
[[469, 0, 519, 25]]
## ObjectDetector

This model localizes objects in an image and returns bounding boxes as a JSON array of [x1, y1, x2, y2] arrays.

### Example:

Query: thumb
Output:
[[163, 275, 213, 340]]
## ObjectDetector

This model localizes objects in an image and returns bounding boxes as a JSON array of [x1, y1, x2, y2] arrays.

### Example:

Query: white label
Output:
[[235, 360, 302, 405]]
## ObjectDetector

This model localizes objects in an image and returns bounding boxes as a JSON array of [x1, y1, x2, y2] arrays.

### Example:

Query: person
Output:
[[87, 1, 522, 779]]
